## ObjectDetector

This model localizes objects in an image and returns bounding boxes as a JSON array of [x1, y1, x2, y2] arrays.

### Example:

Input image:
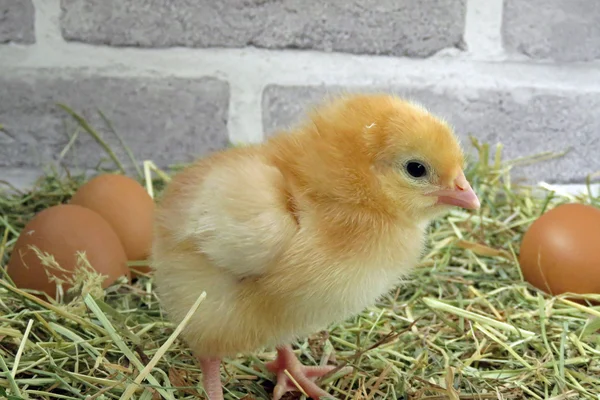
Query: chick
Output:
[[150, 93, 480, 400]]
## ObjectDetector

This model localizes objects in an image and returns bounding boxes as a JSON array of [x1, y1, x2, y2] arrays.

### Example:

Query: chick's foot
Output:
[[265, 345, 351, 400], [199, 357, 224, 400]]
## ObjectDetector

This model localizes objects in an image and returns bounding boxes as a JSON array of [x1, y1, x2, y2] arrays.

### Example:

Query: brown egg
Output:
[[519, 203, 600, 299], [6, 204, 130, 299], [70, 173, 155, 277]]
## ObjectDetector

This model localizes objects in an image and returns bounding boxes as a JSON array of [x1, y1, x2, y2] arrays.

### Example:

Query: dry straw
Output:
[[0, 106, 599, 399]]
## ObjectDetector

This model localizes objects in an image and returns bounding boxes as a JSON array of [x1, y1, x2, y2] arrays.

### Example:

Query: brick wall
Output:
[[1, 0, 599, 187]]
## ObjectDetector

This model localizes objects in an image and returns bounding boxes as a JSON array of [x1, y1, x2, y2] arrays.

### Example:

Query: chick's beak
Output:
[[428, 170, 480, 210]]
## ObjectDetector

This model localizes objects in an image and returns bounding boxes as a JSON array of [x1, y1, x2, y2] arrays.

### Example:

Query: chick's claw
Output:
[[265, 345, 351, 400]]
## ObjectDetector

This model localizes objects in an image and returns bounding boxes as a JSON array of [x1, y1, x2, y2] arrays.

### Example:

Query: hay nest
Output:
[[1, 108, 599, 400]]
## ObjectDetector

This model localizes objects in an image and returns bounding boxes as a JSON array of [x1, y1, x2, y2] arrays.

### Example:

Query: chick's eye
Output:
[[406, 161, 427, 178]]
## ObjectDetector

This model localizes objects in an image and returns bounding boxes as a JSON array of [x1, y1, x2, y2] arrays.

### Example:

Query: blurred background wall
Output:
[[1, 0, 599, 188]]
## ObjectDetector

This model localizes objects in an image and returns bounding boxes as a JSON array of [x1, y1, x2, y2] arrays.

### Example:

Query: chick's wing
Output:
[[176, 154, 298, 279]]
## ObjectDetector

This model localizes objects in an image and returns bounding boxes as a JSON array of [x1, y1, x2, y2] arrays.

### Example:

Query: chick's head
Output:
[[302, 93, 480, 221]]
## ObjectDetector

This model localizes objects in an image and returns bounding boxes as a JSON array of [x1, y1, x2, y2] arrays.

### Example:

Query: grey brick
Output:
[[0, 72, 230, 170], [0, 0, 35, 44], [262, 85, 600, 184], [59, 0, 466, 57], [502, 0, 600, 62]]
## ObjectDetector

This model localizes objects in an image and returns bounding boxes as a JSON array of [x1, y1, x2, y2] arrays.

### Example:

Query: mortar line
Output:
[[2, 38, 600, 88], [463, 0, 506, 60], [227, 79, 266, 144], [31, 0, 65, 46]]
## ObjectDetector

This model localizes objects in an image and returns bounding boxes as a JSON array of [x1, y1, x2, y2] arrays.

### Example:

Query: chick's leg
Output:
[[199, 357, 224, 400], [265, 345, 351, 400]]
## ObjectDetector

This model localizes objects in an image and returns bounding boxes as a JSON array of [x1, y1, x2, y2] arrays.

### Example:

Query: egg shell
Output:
[[69, 173, 155, 276], [6, 204, 130, 298], [518, 203, 600, 298]]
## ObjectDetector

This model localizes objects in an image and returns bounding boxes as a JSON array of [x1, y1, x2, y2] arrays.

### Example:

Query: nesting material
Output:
[[0, 139, 599, 399]]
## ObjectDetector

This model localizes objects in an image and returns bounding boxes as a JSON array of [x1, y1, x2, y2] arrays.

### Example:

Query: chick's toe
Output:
[[265, 345, 352, 400]]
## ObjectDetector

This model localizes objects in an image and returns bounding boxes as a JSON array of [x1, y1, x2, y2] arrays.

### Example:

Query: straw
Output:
[[1, 110, 599, 399]]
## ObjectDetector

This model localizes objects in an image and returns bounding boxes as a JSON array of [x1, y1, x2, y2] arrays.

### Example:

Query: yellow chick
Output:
[[150, 93, 480, 400]]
